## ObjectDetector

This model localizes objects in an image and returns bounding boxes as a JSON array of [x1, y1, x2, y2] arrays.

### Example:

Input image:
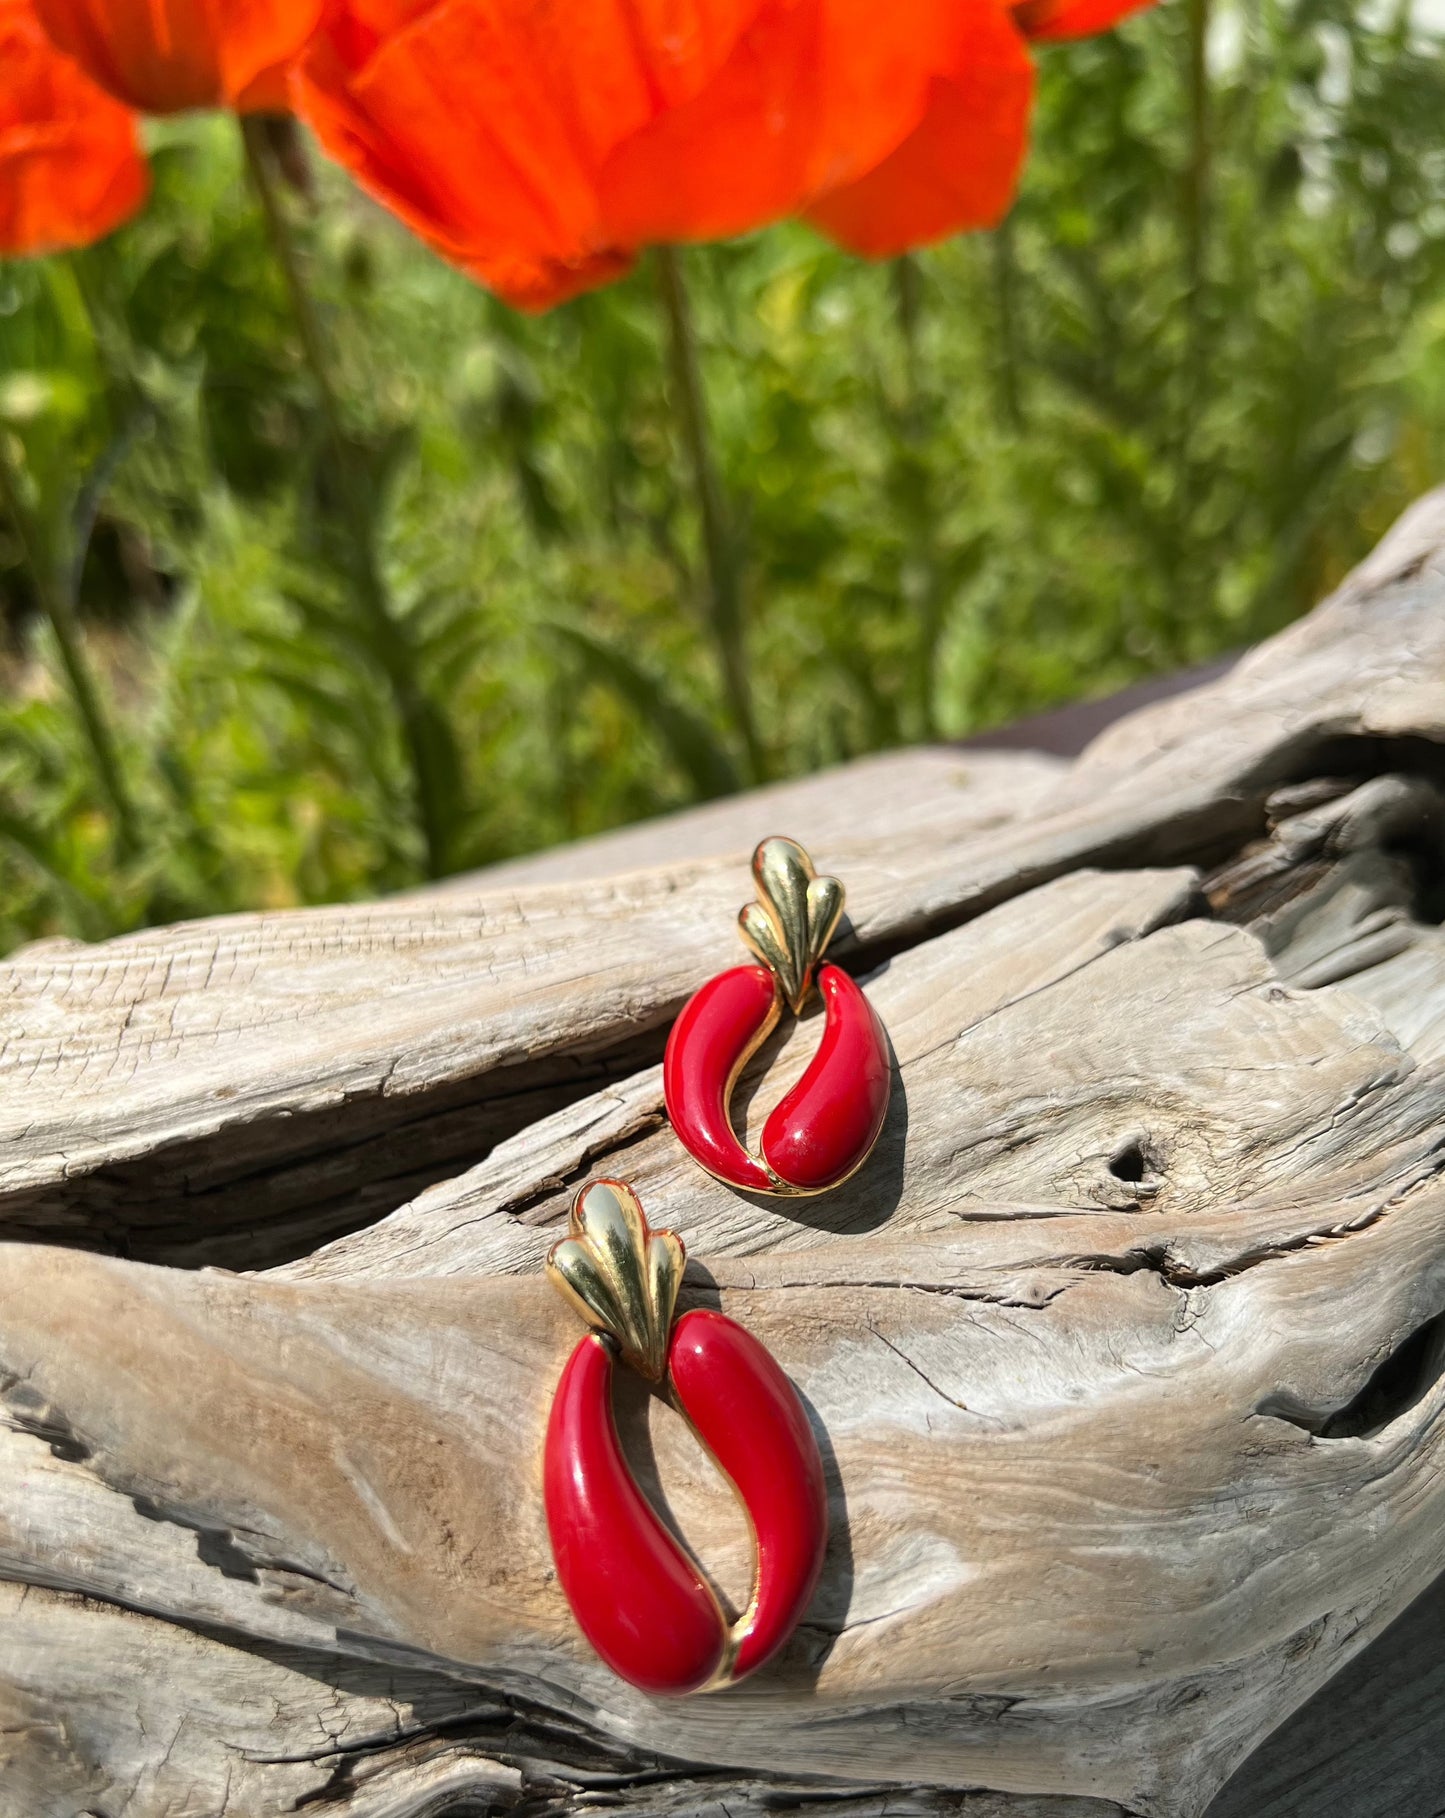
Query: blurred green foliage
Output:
[[3, 0, 1445, 950]]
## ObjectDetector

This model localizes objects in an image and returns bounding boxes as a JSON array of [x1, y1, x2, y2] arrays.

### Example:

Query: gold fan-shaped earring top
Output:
[[545, 1179, 685, 1381]]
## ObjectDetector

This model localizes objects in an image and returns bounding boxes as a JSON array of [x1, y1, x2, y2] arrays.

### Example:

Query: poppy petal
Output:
[[599, 0, 972, 247], [32, 0, 323, 114], [299, 0, 764, 308], [234, 58, 294, 115], [0, 0, 149, 256], [806, 2, 1033, 256]]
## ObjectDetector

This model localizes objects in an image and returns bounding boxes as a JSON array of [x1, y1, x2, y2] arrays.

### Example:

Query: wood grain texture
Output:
[[0, 746, 1064, 1265], [4, 492, 1445, 1818]]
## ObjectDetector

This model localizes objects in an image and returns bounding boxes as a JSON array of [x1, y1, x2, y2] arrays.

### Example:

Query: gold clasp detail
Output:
[[545, 1179, 685, 1381], [737, 837, 845, 1015]]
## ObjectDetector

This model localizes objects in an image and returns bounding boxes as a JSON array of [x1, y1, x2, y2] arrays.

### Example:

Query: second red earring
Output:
[[663, 837, 891, 1196]]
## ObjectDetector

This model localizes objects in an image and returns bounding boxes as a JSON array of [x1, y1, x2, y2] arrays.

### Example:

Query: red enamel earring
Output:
[[543, 1179, 828, 1695], [664, 837, 891, 1196]]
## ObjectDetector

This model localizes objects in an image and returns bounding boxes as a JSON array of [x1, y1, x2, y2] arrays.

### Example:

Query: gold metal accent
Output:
[[545, 1179, 685, 1381], [737, 837, 845, 1015]]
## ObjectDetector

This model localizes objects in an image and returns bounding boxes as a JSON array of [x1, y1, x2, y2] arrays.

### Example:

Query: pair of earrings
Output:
[[541, 839, 892, 1696]]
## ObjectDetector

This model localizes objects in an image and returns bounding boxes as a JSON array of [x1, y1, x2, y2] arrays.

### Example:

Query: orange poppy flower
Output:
[[30, 0, 325, 116], [300, 0, 1157, 311], [298, 0, 1037, 311], [0, 0, 148, 257]]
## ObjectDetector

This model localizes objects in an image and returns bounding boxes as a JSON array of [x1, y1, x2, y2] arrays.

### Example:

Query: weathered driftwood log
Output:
[[3, 492, 1445, 1818]]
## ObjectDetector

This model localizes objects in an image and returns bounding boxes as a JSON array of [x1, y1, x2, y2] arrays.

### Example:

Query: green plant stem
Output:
[[653, 245, 763, 783], [0, 436, 139, 855], [67, 250, 135, 420], [893, 253, 924, 413], [239, 115, 454, 879], [1182, 0, 1213, 439], [1173, 0, 1212, 647], [1184, 0, 1212, 311], [991, 212, 1026, 433], [890, 256, 945, 741]]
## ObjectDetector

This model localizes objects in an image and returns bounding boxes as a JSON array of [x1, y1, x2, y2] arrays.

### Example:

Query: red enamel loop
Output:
[[544, 1333, 726, 1696], [668, 1308, 828, 1679], [761, 964, 891, 1194], [544, 1181, 829, 1696], [663, 838, 892, 1197], [662, 965, 779, 1194]]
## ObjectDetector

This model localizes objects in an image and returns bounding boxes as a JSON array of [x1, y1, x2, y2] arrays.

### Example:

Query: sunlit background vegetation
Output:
[[2, 0, 1444, 950]]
